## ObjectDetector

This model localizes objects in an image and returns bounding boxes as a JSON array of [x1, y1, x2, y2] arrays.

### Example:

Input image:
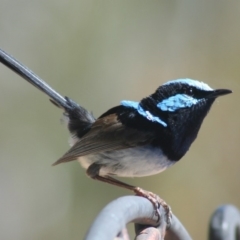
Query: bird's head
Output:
[[140, 78, 231, 128], [138, 78, 232, 159]]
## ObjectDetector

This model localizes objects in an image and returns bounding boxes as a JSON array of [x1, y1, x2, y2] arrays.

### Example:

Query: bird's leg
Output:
[[86, 163, 172, 225], [86, 163, 136, 190]]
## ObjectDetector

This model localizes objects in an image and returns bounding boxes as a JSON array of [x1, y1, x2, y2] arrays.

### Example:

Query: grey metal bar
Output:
[[84, 196, 192, 240], [208, 205, 240, 240]]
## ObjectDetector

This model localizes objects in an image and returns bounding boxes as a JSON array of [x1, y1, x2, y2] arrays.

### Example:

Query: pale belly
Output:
[[78, 145, 174, 177]]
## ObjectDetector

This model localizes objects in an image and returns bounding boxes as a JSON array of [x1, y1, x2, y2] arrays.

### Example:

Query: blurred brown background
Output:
[[0, 1, 239, 239]]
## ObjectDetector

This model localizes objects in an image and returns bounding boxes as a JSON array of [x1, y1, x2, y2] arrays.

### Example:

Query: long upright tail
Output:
[[0, 49, 95, 135], [0, 49, 73, 110]]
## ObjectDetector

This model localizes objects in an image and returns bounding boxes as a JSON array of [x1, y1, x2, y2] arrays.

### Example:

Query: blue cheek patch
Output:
[[157, 94, 199, 112], [121, 100, 167, 127]]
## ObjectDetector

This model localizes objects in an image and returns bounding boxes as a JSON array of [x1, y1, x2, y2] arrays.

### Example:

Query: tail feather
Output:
[[0, 49, 95, 167], [63, 97, 95, 138]]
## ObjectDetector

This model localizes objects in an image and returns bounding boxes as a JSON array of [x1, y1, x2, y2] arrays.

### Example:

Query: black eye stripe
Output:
[[178, 84, 209, 99]]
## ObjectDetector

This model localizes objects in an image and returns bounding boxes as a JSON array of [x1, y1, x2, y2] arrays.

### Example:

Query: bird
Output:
[[51, 78, 231, 223], [0, 49, 232, 225]]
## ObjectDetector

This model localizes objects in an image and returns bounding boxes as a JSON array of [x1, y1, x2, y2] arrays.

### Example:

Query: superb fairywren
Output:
[[0, 49, 232, 224]]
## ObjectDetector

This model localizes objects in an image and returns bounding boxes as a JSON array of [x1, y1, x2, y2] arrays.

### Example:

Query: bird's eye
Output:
[[187, 87, 194, 96]]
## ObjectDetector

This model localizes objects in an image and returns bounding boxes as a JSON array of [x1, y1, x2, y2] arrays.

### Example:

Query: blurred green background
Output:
[[0, 1, 239, 239]]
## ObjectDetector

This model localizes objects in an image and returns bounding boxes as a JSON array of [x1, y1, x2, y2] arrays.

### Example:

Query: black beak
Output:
[[207, 89, 232, 99]]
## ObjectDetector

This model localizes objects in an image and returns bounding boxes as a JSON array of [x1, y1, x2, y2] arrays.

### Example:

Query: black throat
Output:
[[142, 96, 215, 161]]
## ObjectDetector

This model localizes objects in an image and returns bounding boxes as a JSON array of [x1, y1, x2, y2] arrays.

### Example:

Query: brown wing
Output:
[[53, 114, 154, 165]]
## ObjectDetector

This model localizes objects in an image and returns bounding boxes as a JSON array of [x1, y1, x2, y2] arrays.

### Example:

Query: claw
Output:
[[134, 187, 172, 226]]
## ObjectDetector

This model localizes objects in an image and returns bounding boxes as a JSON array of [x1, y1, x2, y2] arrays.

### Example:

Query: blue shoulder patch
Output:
[[121, 100, 139, 109], [121, 100, 167, 127], [164, 78, 213, 91], [157, 94, 200, 112]]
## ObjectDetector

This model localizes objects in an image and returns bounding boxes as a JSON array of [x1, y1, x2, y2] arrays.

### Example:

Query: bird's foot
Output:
[[134, 187, 172, 226]]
